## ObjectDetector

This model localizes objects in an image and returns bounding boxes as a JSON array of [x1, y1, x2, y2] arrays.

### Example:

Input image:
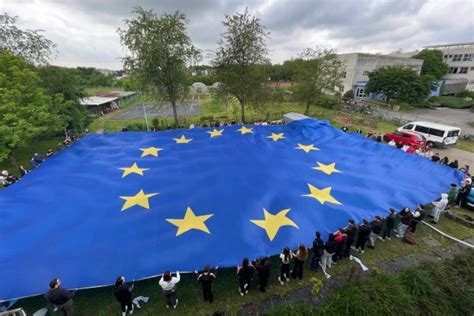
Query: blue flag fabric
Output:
[[0, 118, 463, 300]]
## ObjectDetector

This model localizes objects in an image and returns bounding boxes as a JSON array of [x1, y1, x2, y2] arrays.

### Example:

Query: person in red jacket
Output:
[[333, 228, 347, 262]]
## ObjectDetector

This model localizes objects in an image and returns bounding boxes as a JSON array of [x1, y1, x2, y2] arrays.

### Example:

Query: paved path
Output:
[[114, 103, 201, 120], [376, 107, 474, 135], [437, 147, 474, 168]]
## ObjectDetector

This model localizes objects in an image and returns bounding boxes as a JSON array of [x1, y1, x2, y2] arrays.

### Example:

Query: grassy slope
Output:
[[15, 214, 474, 316]]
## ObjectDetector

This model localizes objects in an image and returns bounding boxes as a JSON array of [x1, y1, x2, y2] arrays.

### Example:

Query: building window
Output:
[[463, 54, 472, 61], [355, 87, 366, 98], [459, 67, 468, 74], [453, 54, 462, 61], [449, 54, 453, 58], [343, 71, 346, 78], [444, 55, 448, 59], [449, 67, 459, 74], [470, 67, 474, 71]]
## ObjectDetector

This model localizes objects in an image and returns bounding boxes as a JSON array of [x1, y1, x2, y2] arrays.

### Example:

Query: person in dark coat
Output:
[[381, 208, 397, 240], [310, 231, 325, 270], [254, 257, 271, 292], [114, 276, 134, 316], [455, 178, 472, 207], [355, 220, 371, 253], [237, 258, 255, 296], [45, 278, 75, 316], [409, 205, 425, 233], [344, 219, 358, 257], [197, 265, 217, 303], [320, 233, 336, 270], [396, 208, 412, 238], [291, 244, 309, 280], [369, 216, 383, 248]]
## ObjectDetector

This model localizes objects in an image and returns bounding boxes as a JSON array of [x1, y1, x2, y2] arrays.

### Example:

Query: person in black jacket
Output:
[[355, 220, 371, 253], [409, 205, 425, 233], [369, 216, 383, 248], [197, 265, 217, 303], [396, 208, 412, 238], [320, 233, 336, 270], [344, 219, 358, 257], [381, 208, 396, 240], [44, 278, 76, 316], [254, 257, 271, 292], [114, 276, 134, 316], [310, 231, 325, 270], [237, 258, 255, 296]]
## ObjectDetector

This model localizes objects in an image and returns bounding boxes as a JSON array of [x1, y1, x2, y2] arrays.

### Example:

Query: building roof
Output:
[[424, 42, 474, 49], [80, 96, 118, 106], [100, 91, 138, 98]]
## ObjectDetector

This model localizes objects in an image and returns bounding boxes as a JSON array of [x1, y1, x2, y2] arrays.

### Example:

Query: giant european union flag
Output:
[[0, 118, 463, 300]]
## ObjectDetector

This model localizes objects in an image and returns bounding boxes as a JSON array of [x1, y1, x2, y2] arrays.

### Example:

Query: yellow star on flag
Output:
[[237, 126, 253, 135], [267, 133, 285, 142], [312, 162, 342, 175], [140, 147, 163, 157], [250, 208, 299, 241], [166, 207, 214, 236], [173, 135, 193, 144], [120, 189, 159, 211], [302, 183, 341, 205], [207, 129, 224, 138], [295, 143, 319, 153], [119, 162, 149, 178]]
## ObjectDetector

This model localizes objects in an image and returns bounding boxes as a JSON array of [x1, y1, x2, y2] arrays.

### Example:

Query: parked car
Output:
[[467, 187, 474, 210], [398, 121, 461, 148], [383, 131, 427, 149]]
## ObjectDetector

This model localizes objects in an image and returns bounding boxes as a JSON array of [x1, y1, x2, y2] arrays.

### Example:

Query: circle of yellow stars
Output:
[[117, 125, 343, 241]]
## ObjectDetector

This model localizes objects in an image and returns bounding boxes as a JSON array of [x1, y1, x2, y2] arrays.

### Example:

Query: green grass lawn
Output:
[[13, 213, 474, 316], [456, 139, 474, 153]]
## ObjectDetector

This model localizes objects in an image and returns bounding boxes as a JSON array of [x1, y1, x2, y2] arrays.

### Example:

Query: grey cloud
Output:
[[1, 0, 473, 68]]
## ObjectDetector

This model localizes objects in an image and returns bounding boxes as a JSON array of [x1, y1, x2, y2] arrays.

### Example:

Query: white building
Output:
[[338, 53, 424, 97], [424, 42, 474, 92]]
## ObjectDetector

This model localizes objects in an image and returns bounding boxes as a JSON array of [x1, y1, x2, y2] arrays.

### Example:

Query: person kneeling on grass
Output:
[[237, 258, 255, 296], [197, 265, 217, 303], [159, 271, 180, 309], [114, 276, 134, 315], [278, 247, 292, 285]]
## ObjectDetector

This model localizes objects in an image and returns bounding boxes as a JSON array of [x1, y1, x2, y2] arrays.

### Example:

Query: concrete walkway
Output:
[[375, 107, 474, 135]]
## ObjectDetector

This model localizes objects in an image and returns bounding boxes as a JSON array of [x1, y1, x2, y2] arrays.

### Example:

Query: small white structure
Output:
[[191, 82, 209, 94]]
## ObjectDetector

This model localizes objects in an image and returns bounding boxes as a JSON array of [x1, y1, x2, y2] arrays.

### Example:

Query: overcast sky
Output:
[[1, 0, 473, 69]]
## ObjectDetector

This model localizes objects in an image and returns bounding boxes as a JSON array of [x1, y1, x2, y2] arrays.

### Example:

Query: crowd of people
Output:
[[0, 134, 81, 188], [43, 172, 473, 315], [340, 125, 471, 175]]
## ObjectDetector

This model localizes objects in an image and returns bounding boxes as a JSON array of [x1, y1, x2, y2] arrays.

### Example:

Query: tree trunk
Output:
[[171, 99, 179, 128], [304, 100, 311, 115], [8, 151, 18, 169], [240, 100, 246, 124]]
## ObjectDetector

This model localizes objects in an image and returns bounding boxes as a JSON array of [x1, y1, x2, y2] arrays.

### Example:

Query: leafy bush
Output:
[[455, 90, 474, 98], [316, 94, 340, 109], [342, 89, 354, 100], [435, 96, 474, 109], [125, 122, 146, 131]]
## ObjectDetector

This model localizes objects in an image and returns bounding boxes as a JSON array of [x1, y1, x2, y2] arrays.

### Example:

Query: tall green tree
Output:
[[0, 51, 64, 164], [292, 48, 344, 115], [0, 13, 56, 65], [38, 66, 91, 132], [365, 66, 435, 103], [118, 7, 200, 127], [412, 49, 448, 80], [213, 8, 270, 123]]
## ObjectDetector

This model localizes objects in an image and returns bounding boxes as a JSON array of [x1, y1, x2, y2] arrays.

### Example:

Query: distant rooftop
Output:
[[80, 96, 118, 106], [424, 42, 474, 49]]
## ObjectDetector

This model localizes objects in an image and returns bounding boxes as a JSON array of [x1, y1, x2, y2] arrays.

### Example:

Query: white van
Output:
[[398, 121, 461, 147]]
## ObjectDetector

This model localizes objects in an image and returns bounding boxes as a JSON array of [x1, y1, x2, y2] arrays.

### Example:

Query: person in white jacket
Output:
[[432, 193, 448, 224], [159, 271, 180, 309]]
